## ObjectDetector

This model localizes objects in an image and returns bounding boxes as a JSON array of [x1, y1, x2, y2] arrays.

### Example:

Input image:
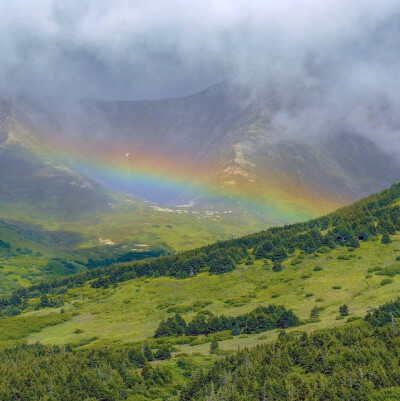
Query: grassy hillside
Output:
[[0, 100, 269, 294], [14, 234, 400, 348], [0, 202, 264, 295], [1, 184, 400, 400]]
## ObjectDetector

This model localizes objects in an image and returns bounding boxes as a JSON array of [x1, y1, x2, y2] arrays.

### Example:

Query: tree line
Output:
[[181, 301, 400, 401], [1, 183, 400, 317], [1, 297, 400, 399], [154, 305, 300, 338], [0, 342, 175, 401]]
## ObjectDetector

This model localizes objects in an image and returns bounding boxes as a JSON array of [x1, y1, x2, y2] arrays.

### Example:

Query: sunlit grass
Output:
[[21, 234, 400, 354]]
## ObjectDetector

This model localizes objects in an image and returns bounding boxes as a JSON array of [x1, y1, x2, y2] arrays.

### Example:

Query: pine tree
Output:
[[143, 343, 154, 361], [154, 320, 172, 338], [310, 307, 320, 319], [381, 233, 392, 244], [232, 322, 241, 336], [339, 304, 349, 317], [210, 337, 219, 354]]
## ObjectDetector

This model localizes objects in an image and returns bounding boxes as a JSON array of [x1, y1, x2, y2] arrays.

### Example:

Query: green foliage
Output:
[[339, 304, 349, 316], [381, 278, 394, 286], [154, 314, 187, 338], [209, 337, 219, 354], [310, 307, 320, 318], [39, 293, 49, 308], [181, 321, 400, 401], [143, 343, 154, 361], [154, 305, 300, 338], [0, 312, 73, 342], [154, 346, 172, 360], [0, 342, 175, 400], [365, 298, 400, 327], [3, 182, 400, 318], [381, 232, 392, 244]]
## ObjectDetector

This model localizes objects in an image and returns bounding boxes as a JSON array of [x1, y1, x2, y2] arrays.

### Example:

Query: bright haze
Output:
[[1, 0, 400, 216]]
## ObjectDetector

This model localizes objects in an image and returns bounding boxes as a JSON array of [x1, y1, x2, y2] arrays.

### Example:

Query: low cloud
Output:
[[1, 1, 400, 151]]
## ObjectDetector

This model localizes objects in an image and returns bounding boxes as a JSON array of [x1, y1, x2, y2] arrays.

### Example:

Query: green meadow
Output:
[[0, 196, 266, 295], [3, 233, 397, 354]]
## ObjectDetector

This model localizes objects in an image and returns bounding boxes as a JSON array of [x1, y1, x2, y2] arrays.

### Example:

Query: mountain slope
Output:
[[0, 100, 113, 221], [0, 100, 271, 291], [2, 182, 400, 341], [58, 81, 400, 211], [1, 184, 400, 400]]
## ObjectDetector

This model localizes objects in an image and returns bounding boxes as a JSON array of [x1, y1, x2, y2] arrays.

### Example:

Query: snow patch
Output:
[[99, 237, 115, 245]]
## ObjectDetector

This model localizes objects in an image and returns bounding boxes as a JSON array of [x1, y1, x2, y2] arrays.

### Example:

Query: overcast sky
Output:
[[2, 1, 400, 152], [1, 0, 399, 101]]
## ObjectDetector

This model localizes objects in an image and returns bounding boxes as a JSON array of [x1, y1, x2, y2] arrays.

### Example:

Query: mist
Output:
[[1, 0, 400, 152]]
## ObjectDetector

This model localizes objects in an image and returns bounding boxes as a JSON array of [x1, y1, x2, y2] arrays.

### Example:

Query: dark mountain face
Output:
[[0, 101, 112, 221], [52, 81, 400, 209], [2, 80, 399, 228]]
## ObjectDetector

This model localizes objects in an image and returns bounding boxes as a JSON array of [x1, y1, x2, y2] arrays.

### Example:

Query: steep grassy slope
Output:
[[0, 207, 262, 295], [1, 183, 400, 345], [1, 184, 400, 399], [19, 234, 400, 347], [0, 218, 84, 294]]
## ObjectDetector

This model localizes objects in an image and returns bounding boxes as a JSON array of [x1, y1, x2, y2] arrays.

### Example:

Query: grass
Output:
[[0, 191, 268, 294], [0, 311, 74, 347], [12, 234, 400, 354]]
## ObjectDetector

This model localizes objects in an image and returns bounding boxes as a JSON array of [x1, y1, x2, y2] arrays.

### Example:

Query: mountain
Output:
[[1, 183, 400, 399], [58, 81, 400, 212], [0, 100, 113, 221], [0, 100, 271, 291], [1, 79, 399, 293], [4, 81, 399, 242]]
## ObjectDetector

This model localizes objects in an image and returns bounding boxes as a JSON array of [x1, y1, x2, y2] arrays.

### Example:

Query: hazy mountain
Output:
[[0, 100, 112, 221], [0, 99, 267, 256], [57, 81, 400, 210]]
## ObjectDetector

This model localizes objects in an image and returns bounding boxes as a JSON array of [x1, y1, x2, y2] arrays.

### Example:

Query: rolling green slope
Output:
[[1, 184, 400, 400], [0, 100, 267, 292]]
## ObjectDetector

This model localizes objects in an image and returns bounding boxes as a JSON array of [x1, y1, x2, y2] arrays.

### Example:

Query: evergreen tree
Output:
[[129, 348, 146, 367], [232, 322, 241, 336], [154, 320, 172, 338], [155, 346, 171, 360], [310, 307, 320, 319], [39, 293, 49, 308], [381, 232, 392, 244], [339, 304, 349, 317], [143, 343, 154, 361], [210, 337, 219, 354], [173, 313, 187, 335]]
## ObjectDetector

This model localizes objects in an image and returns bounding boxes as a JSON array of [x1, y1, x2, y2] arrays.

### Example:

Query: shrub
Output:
[[209, 337, 219, 354], [381, 233, 392, 244], [339, 305, 349, 316], [381, 278, 394, 286]]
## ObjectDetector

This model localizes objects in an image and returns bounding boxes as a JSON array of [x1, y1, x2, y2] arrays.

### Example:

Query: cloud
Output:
[[1, 0, 400, 152]]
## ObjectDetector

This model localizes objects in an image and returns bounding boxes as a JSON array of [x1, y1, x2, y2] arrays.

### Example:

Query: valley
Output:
[[3, 2, 400, 400]]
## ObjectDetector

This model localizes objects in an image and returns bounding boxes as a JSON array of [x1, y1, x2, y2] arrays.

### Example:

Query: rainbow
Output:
[[46, 135, 343, 224]]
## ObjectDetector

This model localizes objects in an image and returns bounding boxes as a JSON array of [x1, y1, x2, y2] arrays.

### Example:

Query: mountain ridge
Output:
[[53, 81, 400, 211]]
